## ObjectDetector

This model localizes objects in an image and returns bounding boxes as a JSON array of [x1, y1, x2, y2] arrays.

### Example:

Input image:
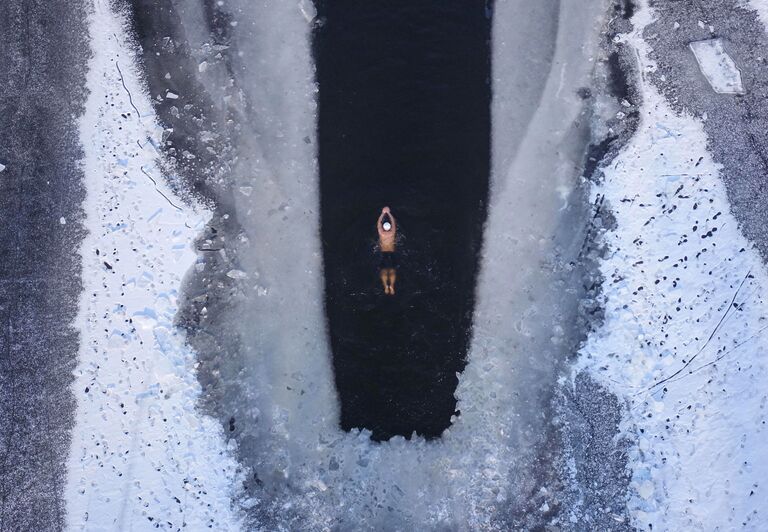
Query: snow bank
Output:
[[689, 38, 745, 94], [577, 2, 768, 529], [65, 2, 244, 529]]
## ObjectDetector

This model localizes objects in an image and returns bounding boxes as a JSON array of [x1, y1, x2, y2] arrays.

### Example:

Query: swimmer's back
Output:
[[377, 209, 396, 252]]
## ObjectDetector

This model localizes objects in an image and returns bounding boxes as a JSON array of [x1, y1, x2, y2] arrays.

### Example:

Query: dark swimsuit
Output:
[[380, 251, 397, 269]]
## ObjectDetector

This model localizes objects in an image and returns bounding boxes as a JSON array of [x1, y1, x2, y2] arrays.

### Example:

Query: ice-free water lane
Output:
[[313, 1, 492, 440]]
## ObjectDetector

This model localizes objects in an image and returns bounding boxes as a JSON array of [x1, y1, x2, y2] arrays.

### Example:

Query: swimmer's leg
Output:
[[380, 269, 390, 294], [388, 270, 396, 295]]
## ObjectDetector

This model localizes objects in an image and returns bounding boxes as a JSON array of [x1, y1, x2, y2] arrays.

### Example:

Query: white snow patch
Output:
[[60, 217, 66, 225], [65, 2, 244, 530], [689, 38, 745, 94], [577, 3, 768, 530]]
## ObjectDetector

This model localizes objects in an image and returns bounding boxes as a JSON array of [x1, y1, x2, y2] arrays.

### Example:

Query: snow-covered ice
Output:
[[65, 1, 244, 529], [689, 38, 745, 94], [746, 0, 768, 32], [577, 2, 768, 529]]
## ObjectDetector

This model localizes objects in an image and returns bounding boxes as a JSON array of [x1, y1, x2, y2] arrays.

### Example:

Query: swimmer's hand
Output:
[[382, 206, 390, 214]]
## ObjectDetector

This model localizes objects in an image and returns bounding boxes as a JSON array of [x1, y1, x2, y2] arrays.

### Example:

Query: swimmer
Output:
[[377, 206, 397, 295]]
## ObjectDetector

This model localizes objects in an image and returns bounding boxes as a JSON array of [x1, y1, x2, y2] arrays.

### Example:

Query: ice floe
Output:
[[689, 38, 745, 94]]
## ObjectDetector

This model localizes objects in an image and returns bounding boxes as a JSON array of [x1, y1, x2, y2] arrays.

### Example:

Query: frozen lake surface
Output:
[[4, 0, 768, 529]]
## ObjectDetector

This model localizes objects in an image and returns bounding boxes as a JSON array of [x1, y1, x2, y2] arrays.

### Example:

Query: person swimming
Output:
[[377, 206, 397, 295]]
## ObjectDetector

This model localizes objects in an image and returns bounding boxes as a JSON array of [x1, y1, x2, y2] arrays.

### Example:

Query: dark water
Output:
[[314, 1, 492, 440]]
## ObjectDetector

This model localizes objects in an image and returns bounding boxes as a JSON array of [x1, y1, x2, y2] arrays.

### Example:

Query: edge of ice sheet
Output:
[[65, 1, 244, 529], [576, 2, 768, 529]]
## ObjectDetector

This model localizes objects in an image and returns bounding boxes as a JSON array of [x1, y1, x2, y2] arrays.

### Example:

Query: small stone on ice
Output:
[[60, 217, 66, 225], [226, 269, 248, 280]]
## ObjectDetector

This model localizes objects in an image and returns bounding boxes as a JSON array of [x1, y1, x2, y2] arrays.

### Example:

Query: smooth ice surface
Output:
[[578, 3, 768, 529], [173, 0, 609, 527], [65, 2, 244, 529], [689, 38, 745, 94]]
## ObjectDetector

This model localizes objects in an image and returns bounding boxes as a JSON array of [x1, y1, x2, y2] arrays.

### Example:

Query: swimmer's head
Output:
[[382, 221, 392, 231]]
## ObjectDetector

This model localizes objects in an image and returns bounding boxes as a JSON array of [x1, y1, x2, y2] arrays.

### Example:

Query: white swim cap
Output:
[[383, 221, 392, 231]]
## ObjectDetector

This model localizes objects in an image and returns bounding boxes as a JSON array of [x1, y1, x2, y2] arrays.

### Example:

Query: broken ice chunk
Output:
[[226, 269, 248, 280], [298, 0, 316, 23], [0, 163, 5, 172], [165, 90, 179, 100], [689, 38, 745, 95]]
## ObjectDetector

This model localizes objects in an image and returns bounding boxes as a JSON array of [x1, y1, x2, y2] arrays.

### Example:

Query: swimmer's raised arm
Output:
[[377, 208, 387, 228]]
